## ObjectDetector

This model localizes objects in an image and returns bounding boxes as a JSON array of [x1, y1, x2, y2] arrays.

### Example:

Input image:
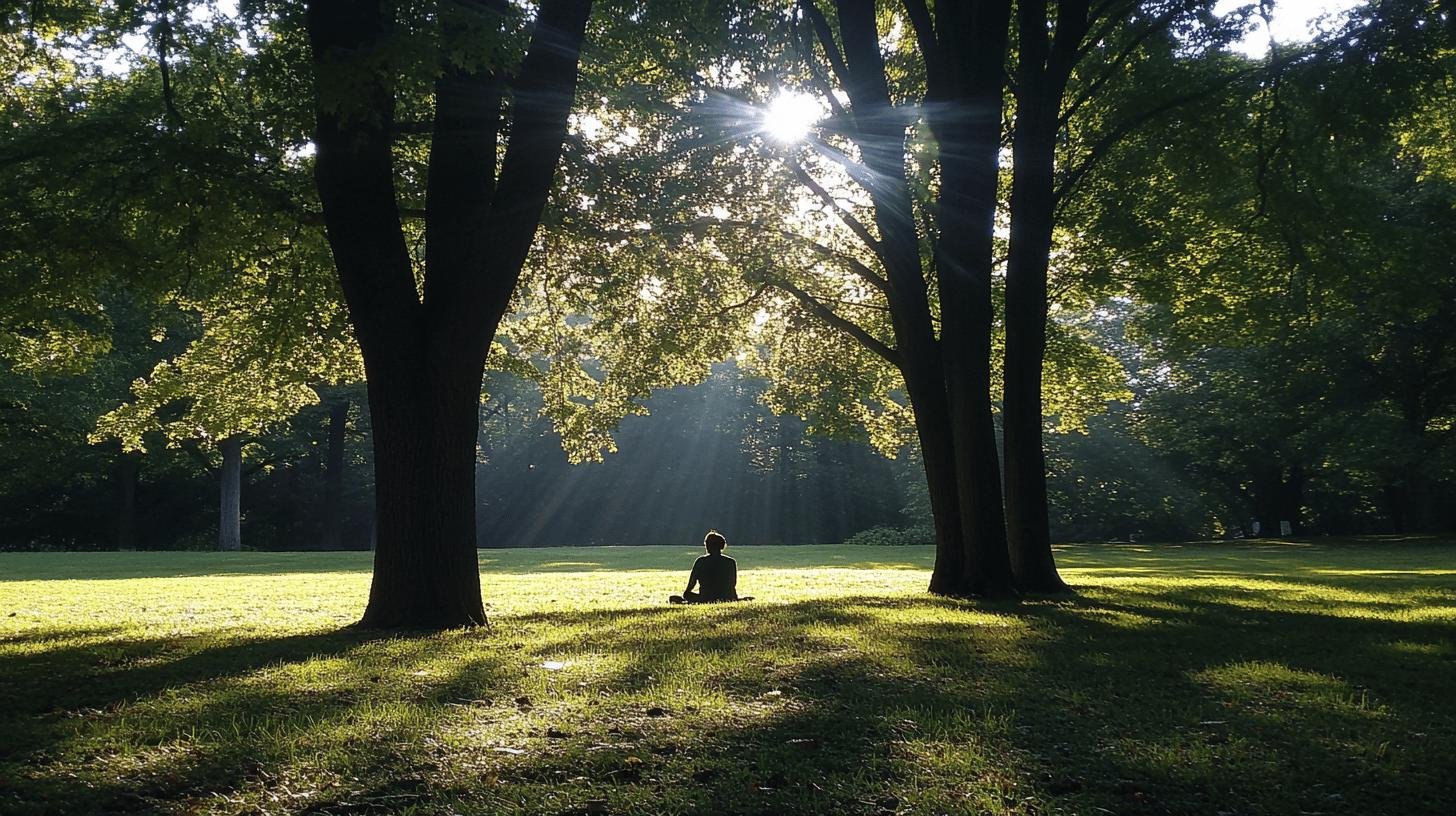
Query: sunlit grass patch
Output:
[[1194, 659, 1386, 718], [1, 539, 1453, 815]]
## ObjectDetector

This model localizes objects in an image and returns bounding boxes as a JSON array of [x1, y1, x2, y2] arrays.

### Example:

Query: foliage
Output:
[[3, 1, 362, 452], [1045, 407, 1227, 542], [842, 524, 933, 547], [1070, 3, 1456, 533], [3, 0, 1454, 553], [92, 252, 361, 450], [3, 0, 793, 466]]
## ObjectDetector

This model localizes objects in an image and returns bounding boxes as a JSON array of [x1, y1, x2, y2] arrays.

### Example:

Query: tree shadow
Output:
[[2, 575, 1453, 815]]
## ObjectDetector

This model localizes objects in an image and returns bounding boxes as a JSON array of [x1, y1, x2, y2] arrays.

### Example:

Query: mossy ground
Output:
[[1, 539, 1453, 815]]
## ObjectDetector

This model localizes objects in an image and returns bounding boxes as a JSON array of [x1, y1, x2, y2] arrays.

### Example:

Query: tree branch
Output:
[[900, 0, 944, 96], [694, 217, 889, 294], [787, 154, 885, 261], [1048, 0, 1093, 83], [443, 0, 591, 337], [773, 276, 901, 367], [1080, 0, 1153, 58], [805, 134, 880, 195], [797, 0, 852, 89], [392, 120, 435, 136], [1059, 0, 1202, 128], [719, 282, 771, 314], [1055, 60, 1280, 208], [792, 14, 851, 125], [154, 13, 185, 126]]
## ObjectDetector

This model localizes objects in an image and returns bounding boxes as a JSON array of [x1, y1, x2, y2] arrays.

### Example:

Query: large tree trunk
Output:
[[1004, 67, 1069, 593], [936, 198, 1017, 598], [308, 0, 591, 628], [360, 361, 485, 627], [928, 0, 1018, 598], [218, 435, 242, 552], [903, 363, 969, 595], [321, 399, 349, 550], [835, 0, 981, 595], [1001, 0, 1088, 593], [832, 0, 1017, 597]]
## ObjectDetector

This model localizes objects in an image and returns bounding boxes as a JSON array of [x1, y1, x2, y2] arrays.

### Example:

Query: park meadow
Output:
[[3, 538, 1453, 815]]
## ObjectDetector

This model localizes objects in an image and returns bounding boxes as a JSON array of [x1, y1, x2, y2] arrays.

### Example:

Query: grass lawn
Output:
[[1, 539, 1453, 815]]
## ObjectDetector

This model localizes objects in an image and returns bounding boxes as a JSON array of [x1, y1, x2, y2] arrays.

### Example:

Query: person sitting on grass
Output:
[[670, 530, 748, 604]]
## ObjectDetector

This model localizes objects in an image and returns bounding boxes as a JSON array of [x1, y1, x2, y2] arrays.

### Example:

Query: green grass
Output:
[[1, 539, 1453, 815]]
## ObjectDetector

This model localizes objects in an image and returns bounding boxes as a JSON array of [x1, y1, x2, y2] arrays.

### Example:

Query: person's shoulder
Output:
[[721, 554, 736, 563]]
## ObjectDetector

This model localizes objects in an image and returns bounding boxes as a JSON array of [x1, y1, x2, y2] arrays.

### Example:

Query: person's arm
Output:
[[684, 559, 700, 595], [729, 559, 738, 599]]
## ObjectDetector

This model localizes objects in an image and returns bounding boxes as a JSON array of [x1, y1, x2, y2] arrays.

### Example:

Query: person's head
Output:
[[703, 530, 727, 554]]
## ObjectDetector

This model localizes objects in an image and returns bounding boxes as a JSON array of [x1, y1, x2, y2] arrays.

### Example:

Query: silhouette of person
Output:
[[669, 530, 741, 604]]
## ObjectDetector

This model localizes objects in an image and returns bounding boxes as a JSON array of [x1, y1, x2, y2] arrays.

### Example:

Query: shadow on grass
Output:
[[1, 577, 1453, 815]]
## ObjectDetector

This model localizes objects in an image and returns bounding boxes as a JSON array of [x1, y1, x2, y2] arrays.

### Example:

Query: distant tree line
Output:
[[0, 357, 910, 551], [6, 336, 1451, 554]]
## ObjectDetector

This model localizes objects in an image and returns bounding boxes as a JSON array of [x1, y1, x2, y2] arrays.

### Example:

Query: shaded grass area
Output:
[[1, 539, 1453, 815]]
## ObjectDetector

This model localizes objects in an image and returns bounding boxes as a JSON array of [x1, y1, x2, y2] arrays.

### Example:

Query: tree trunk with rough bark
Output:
[[360, 363, 485, 626], [825, 0, 1017, 597], [925, 0, 1018, 598], [902, 364, 968, 595], [307, 0, 592, 627], [218, 435, 242, 552], [1004, 65, 1065, 592], [1001, 0, 1090, 593]]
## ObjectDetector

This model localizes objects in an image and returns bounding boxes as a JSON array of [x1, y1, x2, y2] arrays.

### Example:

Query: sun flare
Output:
[[762, 91, 821, 143]]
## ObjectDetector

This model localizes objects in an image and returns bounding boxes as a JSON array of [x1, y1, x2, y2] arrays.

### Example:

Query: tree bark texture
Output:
[[914, 0, 1018, 596], [830, 0, 1016, 597], [1001, 0, 1088, 593], [904, 363, 968, 594], [308, 0, 592, 627], [218, 435, 242, 552]]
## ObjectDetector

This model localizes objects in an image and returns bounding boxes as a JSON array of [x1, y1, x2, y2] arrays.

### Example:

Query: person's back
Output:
[[670, 530, 746, 604], [690, 552, 737, 602]]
